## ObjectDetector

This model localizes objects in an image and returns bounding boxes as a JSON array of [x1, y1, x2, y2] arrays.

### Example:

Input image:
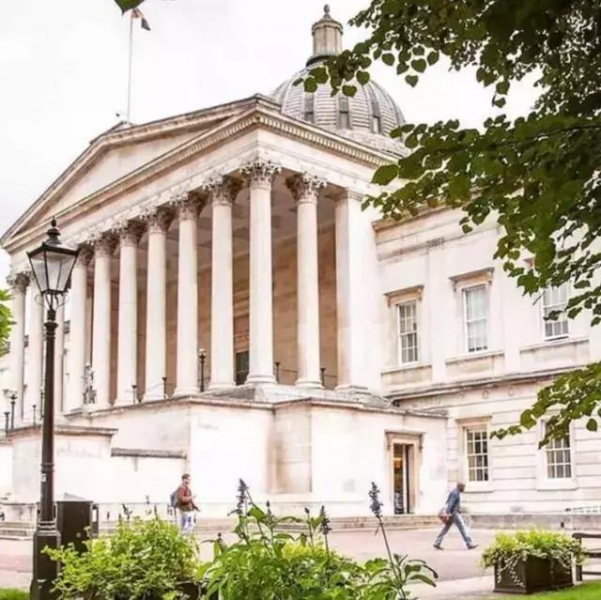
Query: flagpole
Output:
[[126, 11, 134, 123]]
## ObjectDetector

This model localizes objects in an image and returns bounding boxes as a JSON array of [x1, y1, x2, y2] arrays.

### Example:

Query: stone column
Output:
[[287, 173, 325, 388], [143, 208, 173, 400], [92, 235, 116, 408], [7, 272, 28, 422], [335, 191, 367, 392], [67, 247, 92, 412], [116, 222, 143, 405], [242, 160, 280, 384], [175, 195, 201, 396], [25, 288, 44, 421], [206, 177, 239, 389]]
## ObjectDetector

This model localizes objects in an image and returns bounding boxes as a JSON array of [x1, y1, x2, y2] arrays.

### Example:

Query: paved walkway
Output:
[[0, 528, 496, 597]]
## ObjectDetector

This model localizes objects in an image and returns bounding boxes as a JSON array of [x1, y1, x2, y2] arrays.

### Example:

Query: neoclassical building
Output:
[[1, 7, 599, 519]]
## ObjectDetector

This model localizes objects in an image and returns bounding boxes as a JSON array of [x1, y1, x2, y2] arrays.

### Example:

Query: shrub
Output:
[[481, 529, 586, 586], [46, 515, 200, 600], [201, 480, 437, 600]]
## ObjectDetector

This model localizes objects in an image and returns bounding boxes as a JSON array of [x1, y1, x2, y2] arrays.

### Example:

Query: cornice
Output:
[[3, 103, 395, 259]]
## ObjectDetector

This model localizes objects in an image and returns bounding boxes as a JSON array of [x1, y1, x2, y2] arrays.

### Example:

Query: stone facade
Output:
[[1, 6, 600, 518]]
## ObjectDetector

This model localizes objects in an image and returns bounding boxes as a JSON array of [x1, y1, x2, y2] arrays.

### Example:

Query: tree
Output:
[[0, 289, 11, 352], [302, 0, 601, 445]]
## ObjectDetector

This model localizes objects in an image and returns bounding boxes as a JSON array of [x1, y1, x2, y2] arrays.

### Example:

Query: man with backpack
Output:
[[171, 473, 198, 534]]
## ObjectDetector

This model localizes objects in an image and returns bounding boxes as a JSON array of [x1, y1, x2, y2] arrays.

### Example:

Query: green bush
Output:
[[0, 589, 29, 600], [481, 529, 586, 587], [46, 515, 200, 600], [201, 481, 437, 600]]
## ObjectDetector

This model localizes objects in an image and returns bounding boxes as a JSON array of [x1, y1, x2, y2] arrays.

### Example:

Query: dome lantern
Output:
[[307, 5, 343, 67]]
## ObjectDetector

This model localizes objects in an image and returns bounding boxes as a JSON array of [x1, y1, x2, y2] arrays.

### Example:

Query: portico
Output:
[[5, 139, 381, 423]]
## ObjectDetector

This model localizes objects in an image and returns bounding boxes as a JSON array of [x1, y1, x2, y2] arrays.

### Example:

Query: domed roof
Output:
[[271, 5, 405, 152]]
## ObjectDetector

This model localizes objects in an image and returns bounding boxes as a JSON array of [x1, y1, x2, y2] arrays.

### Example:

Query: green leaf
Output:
[[405, 74, 419, 87], [427, 51, 440, 65], [373, 164, 399, 185], [586, 418, 598, 432], [357, 70, 370, 85], [411, 59, 427, 73], [114, 0, 144, 12], [382, 53, 395, 66], [303, 78, 317, 93], [342, 84, 357, 97]]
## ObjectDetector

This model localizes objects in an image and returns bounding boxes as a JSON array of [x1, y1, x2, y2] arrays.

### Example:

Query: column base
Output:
[[208, 381, 236, 391], [335, 384, 369, 395], [173, 386, 200, 398], [246, 374, 277, 385], [295, 378, 323, 389], [31, 525, 61, 600]]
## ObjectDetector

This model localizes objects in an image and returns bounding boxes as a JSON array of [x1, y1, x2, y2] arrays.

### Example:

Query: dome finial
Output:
[[307, 4, 343, 66]]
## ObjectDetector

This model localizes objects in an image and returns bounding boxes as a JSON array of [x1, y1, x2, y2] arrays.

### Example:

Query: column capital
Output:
[[91, 233, 118, 258], [76, 244, 95, 266], [203, 176, 242, 207], [143, 207, 175, 234], [115, 220, 145, 247], [241, 159, 281, 190], [286, 173, 326, 204], [172, 192, 203, 221], [6, 272, 30, 293]]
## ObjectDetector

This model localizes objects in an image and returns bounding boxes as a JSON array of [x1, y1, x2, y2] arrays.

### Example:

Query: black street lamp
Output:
[[3, 411, 9, 435], [27, 219, 79, 600], [9, 392, 16, 430], [198, 349, 207, 392]]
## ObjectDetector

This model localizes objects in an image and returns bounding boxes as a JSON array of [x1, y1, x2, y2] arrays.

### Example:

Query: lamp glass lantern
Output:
[[27, 219, 79, 308]]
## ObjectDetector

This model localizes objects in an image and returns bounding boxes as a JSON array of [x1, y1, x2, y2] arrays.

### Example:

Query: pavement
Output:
[[0, 528, 497, 598]]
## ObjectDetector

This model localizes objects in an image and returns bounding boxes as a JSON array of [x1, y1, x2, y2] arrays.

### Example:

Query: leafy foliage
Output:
[[481, 530, 585, 587], [0, 289, 11, 353], [302, 0, 601, 443], [202, 479, 437, 600], [46, 515, 200, 600]]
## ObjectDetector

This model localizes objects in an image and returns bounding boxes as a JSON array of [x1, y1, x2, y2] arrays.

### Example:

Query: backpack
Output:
[[169, 489, 179, 509]]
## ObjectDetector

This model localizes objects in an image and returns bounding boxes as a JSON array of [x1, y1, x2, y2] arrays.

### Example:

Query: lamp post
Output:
[[9, 392, 16, 430], [27, 219, 79, 600], [198, 349, 206, 392]]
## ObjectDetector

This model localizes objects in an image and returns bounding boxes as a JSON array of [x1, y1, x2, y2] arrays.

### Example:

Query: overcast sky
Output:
[[0, 0, 539, 286]]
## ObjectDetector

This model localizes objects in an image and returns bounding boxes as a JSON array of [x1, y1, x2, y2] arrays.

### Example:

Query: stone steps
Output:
[[0, 515, 438, 540]]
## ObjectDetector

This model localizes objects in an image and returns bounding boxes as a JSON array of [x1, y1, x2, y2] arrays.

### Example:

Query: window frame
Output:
[[464, 426, 490, 484], [338, 96, 351, 129], [457, 417, 493, 492], [396, 300, 419, 365], [536, 419, 577, 491], [541, 284, 570, 341], [462, 284, 489, 354], [304, 94, 315, 124]]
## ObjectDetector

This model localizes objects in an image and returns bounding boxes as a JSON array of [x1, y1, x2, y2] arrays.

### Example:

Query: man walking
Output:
[[434, 482, 477, 550], [174, 473, 198, 534]]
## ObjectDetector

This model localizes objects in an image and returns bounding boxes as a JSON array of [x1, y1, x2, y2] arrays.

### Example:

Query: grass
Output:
[[492, 581, 601, 599], [0, 590, 28, 600]]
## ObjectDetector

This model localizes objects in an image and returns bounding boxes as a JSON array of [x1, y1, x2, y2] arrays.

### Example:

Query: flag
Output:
[[114, 0, 145, 13], [132, 7, 151, 31]]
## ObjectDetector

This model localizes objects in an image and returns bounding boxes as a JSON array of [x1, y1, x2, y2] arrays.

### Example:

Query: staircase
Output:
[[0, 514, 439, 540]]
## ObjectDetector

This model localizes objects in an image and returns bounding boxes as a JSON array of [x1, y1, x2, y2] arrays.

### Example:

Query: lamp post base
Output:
[[31, 525, 61, 600]]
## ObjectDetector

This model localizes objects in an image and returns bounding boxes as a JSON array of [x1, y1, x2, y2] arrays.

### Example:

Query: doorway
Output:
[[392, 443, 414, 514]]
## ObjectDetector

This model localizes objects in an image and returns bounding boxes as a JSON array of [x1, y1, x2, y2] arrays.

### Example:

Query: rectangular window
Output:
[[397, 301, 419, 364], [338, 96, 350, 129], [304, 95, 315, 123], [465, 428, 489, 482], [542, 285, 569, 340], [463, 285, 488, 353], [546, 431, 572, 479]]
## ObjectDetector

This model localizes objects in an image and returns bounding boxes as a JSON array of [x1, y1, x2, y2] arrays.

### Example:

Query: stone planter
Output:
[[493, 557, 573, 594]]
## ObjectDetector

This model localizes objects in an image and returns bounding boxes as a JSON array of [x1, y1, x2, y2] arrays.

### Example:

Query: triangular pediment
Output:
[[3, 95, 273, 243]]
